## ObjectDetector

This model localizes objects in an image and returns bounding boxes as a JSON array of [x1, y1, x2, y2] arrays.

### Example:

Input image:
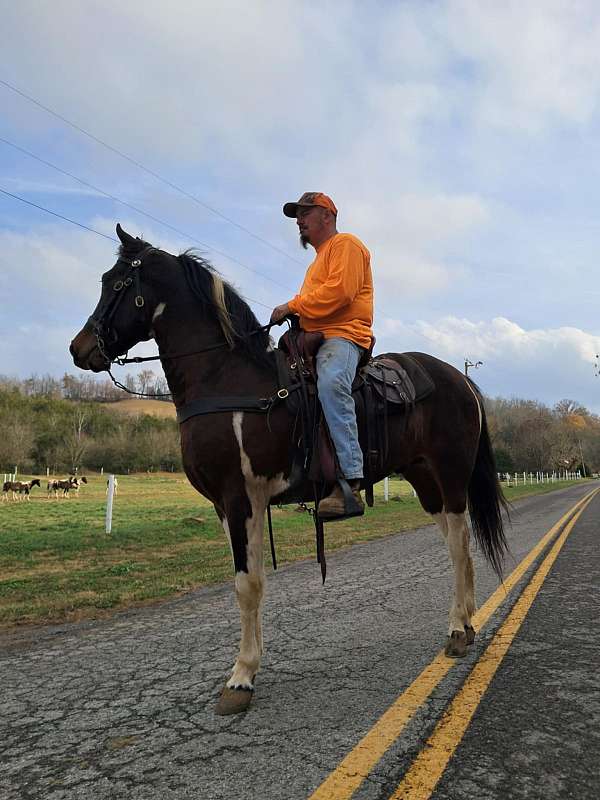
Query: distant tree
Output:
[[0, 413, 35, 471], [123, 373, 137, 394], [59, 409, 90, 473], [554, 399, 588, 419], [62, 373, 83, 400], [137, 370, 155, 397], [493, 447, 514, 473]]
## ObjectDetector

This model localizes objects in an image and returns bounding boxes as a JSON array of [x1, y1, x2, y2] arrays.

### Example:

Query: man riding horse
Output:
[[270, 192, 374, 518]]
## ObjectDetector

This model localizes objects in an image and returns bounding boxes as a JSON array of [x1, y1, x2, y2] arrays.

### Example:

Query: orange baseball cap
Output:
[[283, 192, 338, 218]]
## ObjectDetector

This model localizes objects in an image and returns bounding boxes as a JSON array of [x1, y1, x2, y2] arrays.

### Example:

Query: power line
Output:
[[0, 136, 296, 293], [0, 78, 304, 267], [0, 186, 480, 378], [0, 188, 117, 241], [0, 187, 272, 310]]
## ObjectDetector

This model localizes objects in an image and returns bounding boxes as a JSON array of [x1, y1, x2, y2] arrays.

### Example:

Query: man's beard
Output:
[[299, 233, 310, 249]]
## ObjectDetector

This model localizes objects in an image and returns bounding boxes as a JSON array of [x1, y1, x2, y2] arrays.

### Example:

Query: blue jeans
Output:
[[316, 337, 363, 480]]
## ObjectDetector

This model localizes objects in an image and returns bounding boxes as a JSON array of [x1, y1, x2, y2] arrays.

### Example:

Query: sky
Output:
[[2, 0, 600, 411]]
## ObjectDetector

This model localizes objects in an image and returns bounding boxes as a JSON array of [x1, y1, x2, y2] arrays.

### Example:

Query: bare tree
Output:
[[0, 414, 35, 471], [59, 409, 89, 473], [137, 370, 155, 397]]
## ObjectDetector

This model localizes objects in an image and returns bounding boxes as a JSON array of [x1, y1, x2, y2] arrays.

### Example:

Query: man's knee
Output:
[[317, 368, 348, 399]]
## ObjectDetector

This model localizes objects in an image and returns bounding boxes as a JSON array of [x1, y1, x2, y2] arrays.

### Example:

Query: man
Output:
[[270, 192, 374, 518]]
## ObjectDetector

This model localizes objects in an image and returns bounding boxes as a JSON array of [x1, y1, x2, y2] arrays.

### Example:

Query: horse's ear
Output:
[[116, 223, 136, 247]]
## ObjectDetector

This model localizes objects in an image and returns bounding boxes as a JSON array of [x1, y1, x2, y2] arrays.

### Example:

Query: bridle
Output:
[[87, 245, 155, 371], [87, 245, 276, 397]]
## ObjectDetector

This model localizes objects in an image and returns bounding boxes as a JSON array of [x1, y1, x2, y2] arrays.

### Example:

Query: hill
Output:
[[105, 398, 176, 419]]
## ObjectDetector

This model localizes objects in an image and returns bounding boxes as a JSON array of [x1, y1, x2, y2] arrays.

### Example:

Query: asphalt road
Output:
[[1, 481, 598, 800]]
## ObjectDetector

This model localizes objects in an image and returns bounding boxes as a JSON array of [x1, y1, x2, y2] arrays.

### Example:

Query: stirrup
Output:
[[317, 477, 364, 522]]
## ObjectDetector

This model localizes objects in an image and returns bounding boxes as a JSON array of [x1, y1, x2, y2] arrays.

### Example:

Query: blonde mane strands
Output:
[[211, 274, 236, 348]]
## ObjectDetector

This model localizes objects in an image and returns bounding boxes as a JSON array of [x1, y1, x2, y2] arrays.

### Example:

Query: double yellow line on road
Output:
[[308, 487, 599, 800]]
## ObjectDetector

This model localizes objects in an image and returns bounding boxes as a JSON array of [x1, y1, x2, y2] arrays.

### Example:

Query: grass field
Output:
[[0, 473, 589, 628], [106, 398, 176, 418]]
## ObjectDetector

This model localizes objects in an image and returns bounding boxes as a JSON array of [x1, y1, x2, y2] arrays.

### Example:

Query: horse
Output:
[[70, 223, 508, 715], [2, 481, 21, 502], [18, 479, 41, 501], [2, 479, 40, 502], [47, 477, 80, 499], [69, 476, 88, 496]]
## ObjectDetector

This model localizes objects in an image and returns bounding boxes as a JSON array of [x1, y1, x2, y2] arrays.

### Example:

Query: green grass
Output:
[[0, 473, 589, 627]]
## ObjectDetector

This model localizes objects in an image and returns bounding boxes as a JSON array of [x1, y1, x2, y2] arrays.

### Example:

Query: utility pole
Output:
[[464, 359, 483, 377]]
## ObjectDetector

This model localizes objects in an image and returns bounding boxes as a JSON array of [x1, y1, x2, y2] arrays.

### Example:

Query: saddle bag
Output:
[[360, 358, 417, 406]]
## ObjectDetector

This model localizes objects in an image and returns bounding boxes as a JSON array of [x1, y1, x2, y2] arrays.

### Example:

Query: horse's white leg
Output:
[[432, 510, 448, 540], [438, 510, 475, 623], [444, 511, 475, 657], [215, 413, 288, 715], [227, 505, 265, 691]]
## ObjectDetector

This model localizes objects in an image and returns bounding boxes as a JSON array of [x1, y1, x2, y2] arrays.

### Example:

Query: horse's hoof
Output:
[[445, 630, 468, 658], [465, 624, 476, 645], [215, 686, 254, 716]]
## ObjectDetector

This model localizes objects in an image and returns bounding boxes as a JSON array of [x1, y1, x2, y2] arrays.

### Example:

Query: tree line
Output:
[[0, 376, 598, 476], [0, 371, 171, 403], [0, 383, 180, 475], [486, 397, 599, 476]]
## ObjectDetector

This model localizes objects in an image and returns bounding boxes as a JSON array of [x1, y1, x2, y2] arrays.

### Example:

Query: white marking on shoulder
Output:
[[232, 412, 289, 501], [152, 302, 166, 322]]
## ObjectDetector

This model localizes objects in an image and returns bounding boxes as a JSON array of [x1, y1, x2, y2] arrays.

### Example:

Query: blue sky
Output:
[[2, 1, 600, 410]]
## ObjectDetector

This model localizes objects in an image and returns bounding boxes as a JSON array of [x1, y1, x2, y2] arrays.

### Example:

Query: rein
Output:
[[104, 322, 279, 399], [113, 322, 275, 366]]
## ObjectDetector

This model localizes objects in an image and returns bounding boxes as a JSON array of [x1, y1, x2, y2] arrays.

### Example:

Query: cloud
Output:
[[343, 191, 488, 298], [440, 1, 600, 132], [0, 218, 280, 381], [378, 315, 600, 411], [2, 0, 600, 414]]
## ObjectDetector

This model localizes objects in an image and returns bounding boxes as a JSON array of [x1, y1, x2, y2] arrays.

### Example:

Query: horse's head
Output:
[[71, 223, 275, 378], [70, 224, 169, 372]]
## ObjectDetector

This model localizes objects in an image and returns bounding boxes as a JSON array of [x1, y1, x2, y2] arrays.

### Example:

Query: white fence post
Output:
[[106, 474, 116, 534], [384, 476, 389, 502]]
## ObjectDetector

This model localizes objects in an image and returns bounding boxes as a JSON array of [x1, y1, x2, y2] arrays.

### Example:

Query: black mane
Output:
[[118, 240, 275, 372]]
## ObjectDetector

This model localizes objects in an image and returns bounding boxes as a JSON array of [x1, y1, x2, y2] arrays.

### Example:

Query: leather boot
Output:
[[318, 480, 365, 519]]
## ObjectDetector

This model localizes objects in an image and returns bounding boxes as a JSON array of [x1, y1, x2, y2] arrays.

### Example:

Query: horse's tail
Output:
[[467, 380, 510, 579]]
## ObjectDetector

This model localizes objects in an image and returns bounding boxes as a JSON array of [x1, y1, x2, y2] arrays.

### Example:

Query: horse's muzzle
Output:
[[70, 328, 108, 372]]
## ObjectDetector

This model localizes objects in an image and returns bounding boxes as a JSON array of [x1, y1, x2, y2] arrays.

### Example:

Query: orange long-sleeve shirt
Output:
[[287, 233, 374, 349]]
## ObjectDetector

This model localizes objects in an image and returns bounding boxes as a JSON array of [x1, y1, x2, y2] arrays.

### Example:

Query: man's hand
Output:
[[270, 303, 291, 324]]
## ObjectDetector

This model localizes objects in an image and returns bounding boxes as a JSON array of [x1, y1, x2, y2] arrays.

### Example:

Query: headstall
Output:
[[86, 245, 279, 402]]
